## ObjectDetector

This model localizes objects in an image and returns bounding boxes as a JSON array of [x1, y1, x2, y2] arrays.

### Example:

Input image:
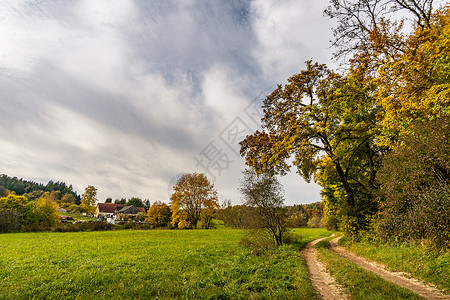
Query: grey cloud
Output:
[[0, 0, 330, 204]]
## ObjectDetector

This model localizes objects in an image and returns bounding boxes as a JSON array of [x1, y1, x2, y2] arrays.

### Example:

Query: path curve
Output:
[[329, 236, 450, 300], [302, 235, 348, 300]]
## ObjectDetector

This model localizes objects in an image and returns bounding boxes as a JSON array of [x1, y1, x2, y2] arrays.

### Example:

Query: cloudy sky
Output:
[[0, 0, 336, 205]]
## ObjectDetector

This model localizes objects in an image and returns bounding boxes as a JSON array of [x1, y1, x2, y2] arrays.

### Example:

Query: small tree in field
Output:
[[170, 173, 218, 229], [147, 201, 171, 227], [81, 185, 97, 215], [239, 169, 287, 246]]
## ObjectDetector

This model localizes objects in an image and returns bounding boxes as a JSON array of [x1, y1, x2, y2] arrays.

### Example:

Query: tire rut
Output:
[[328, 236, 450, 300], [302, 235, 348, 300]]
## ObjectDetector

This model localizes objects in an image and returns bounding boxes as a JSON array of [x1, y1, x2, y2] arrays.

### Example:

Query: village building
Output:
[[95, 203, 146, 224]]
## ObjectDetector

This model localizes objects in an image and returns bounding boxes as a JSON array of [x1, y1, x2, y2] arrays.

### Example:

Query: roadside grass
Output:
[[339, 237, 450, 293], [316, 237, 424, 300], [0, 228, 331, 299]]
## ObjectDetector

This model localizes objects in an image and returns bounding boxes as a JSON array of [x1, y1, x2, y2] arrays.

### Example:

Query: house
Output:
[[95, 203, 125, 219], [117, 205, 146, 216], [95, 203, 146, 224]]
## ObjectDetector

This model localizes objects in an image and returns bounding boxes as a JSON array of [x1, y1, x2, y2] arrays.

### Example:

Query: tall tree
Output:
[[374, 5, 450, 146], [239, 169, 287, 246], [81, 185, 97, 215], [240, 61, 382, 235], [170, 173, 218, 229], [325, 0, 436, 59]]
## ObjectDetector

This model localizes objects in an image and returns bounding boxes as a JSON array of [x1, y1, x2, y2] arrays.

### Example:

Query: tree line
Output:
[[240, 1, 449, 250], [0, 174, 81, 204]]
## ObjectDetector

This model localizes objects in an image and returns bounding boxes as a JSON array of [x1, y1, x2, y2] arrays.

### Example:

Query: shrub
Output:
[[0, 209, 22, 232], [135, 212, 146, 222], [377, 117, 450, 250]]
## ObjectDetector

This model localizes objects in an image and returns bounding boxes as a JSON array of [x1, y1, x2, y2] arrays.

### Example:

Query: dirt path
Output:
[[329, 236, 450, 300], [302, 235, 348, 300]]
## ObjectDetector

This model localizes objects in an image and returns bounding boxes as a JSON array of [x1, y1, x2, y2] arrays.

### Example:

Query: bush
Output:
[[377, 117, 450, 250], [135, 212, 146, 222], [22, 222, 52, 232], [0, 209, 22, 232], [52, 221, 114, 232]]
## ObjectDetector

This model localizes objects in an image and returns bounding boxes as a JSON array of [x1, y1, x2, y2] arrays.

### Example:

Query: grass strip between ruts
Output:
[[340, 237, 450, 293], [316, 236, 424, 300]]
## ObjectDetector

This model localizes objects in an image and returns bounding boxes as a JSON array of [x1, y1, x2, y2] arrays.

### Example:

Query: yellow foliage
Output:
[[170, 173, 218, 229], [0, 194, 28, 211], [146, 201, 170, 227], [375, 6, 450, 147]]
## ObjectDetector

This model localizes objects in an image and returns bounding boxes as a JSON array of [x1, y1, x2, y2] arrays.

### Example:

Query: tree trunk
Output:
[[332, 159, 356, 209]]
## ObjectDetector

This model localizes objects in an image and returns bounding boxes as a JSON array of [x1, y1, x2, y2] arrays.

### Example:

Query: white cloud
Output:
[[251, 0, 335, 82], [0, 0, 330, 205]]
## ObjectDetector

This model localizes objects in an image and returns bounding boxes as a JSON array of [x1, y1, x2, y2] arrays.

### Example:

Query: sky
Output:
[[0, 0, 337, 205]]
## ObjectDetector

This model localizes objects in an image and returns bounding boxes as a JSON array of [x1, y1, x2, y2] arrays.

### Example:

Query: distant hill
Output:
[[0, 174, 81, 204]]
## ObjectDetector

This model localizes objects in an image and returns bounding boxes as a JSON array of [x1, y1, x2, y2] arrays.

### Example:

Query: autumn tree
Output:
[[170, 173, 219, 229], [21, 195, 60, 227], [147, 201, 171, 227], [239, 169, 287, 246], [0, 193, 59, 229], [374, 5, 450, 146], [240, 62, 382, 235], [81, 185, 97, 215], [325, 0, 436, 60]]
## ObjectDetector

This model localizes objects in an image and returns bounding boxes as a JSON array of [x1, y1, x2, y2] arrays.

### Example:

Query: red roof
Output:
[[97, 203, 125, 213], [137, 207, 146, 214]]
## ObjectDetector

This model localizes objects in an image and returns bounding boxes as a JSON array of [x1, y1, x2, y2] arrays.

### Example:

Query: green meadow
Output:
[[0, 228, 330, 299]]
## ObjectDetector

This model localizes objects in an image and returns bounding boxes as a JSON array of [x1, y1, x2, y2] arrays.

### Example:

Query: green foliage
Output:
[[0, 194, 59, 231], [134, 212, 146, 222], [0, 174, 80, 204], [216, 203, 254, 229], [114, 198, 127, 204], [0, 228, 330, 299], [286, 202, 324, 228], [21, 196, 59, 227], [126, 197, 144, 207], [52, 221, 114, 232], [376, 117, 450, 250], [240, 63, 381, 237]]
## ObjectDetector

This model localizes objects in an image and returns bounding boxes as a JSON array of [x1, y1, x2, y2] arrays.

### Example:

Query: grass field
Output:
[[339, 237, 450, 293], [0, 228, 331, 299]]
